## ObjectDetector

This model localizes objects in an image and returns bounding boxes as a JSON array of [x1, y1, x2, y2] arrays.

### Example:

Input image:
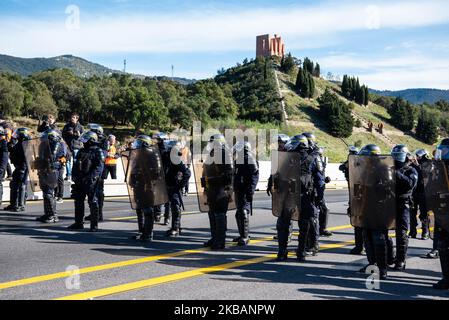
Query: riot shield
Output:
[[421, 160, 449, 235], [192, 156, 236, 213], [123, 147, 168, 210], [349, 155, 396, 230], [22, 138, 58, 192], [271, 151, 301, 221]]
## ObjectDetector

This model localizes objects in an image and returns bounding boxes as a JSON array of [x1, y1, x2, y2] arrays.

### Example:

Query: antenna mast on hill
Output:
[[123, 59, 127, 73], [171, 65, 174, 80]]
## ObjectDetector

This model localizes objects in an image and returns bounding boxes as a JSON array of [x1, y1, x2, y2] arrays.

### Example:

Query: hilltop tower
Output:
[[256, 34, 285, 58]]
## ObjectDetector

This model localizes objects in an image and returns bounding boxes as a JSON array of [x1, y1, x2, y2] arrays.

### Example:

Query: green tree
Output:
[[22, 79, 57, 118], [280, 53, 295, 74], [416, 108, 439, 144], [313, 63, 321, 77], [318, 88, 354, 138], [0, 75, 24, 117], [389, 97, 415, 131]]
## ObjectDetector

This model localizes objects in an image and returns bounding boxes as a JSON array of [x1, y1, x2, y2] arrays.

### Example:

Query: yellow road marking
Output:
[[55, 239, 357, 300], [0, 224, 352, 291]]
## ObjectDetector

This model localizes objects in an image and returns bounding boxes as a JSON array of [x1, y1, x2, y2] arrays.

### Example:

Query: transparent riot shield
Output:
[[22, 138, 58, 192], [422, 160, 449, 236], [271, 151, 301, 221], [192, 157, 235, 213], [349, 155, 396, 230], [123, 148, 168, 210]]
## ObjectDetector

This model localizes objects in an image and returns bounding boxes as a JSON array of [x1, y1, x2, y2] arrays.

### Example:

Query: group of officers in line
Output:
[[1, 119, 449, 291]]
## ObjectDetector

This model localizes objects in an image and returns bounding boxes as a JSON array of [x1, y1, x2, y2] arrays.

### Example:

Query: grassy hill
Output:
[[275, 65, 433, 162]]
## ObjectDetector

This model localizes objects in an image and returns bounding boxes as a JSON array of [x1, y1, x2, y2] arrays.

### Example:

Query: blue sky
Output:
[[1, 0, 449, 90]]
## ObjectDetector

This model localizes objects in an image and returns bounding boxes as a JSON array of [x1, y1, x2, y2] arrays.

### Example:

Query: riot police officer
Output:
[[357, 144, 395, 279], [4, 128, 31, 212], [202, 134, 234, 250], [233, 142, 259, 246], [410, 149, 431, 240], [339, 146, 364, 254], [271, 134, 320, 261], [0, 126, 8, 207], [165, 141, 191, 238], [153, 132, 171, 225], [127, 135, 168, 242], [67, 131, 104, 232], [316, 146, 333, 237], [302, 132, 322, 255], [85, 124, 108, 222], [36, 129, 65, 223], [391, 145, 418, 271], [433, 138, 449, 289]]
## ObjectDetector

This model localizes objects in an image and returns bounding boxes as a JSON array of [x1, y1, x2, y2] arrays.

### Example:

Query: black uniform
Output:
[[276, 146, 320, 261], [339, 159, 364, 254], [5, 138, 28, 211], [37, 138, 65, 223], [394, 162, 418, 269], [410, 160, 430, 239], [233, 147, 259, 245], [70, 143, 104, 231], [165, 152, 191, 236], [0, 135, 8, 206], [96, 134, 109, 222], [203, 143, 234, 250]]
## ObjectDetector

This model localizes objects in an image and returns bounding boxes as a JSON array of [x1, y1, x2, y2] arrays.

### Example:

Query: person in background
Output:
[[103, 135, 119, 180], [37, 114, 59, 133], [55, 139, 70, 204], [62, 112, 84, 181]]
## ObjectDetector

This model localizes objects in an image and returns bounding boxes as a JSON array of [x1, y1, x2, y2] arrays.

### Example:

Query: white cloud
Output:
[[1, 0, 449, 56]]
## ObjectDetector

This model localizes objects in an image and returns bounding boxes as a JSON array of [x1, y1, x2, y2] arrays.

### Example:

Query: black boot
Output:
[[374, 234, 388, 280], [351, 227, 364, 254], [136, 209, 144, 234], [140, 209, 154, 242], [238, 210, 250, 246], [387, 236, 396, 266], [232, 211, 244, 243], [394, 230, 408, 271], [204, 211, 216, 247], [167, 208, 181, 237], [276, 248, 289, 261], [296, 218, 310, 262], [434, 247, 449, 290], [211, 212, 226, 250], [89, 206, 99, 232]]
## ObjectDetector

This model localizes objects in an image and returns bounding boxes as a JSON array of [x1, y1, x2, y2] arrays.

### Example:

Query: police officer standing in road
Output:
[[165, 141, 191, 238], [153, 132, 171, 226], [409, 149, 431, 240], [316, 146, 333, 237], [36, 129, 65, 223], [232, 142, 259, 246], [202, 134, 234, 250], [270, 134, 320, 261], [0, 126, 8, 207], [432, 138, 449, 289], [339, 146, 364, 255], [85, 124, 108, 222], [391, 145, 418, 271], [4, 128, 31, 212], [67, 131, 104, 232]]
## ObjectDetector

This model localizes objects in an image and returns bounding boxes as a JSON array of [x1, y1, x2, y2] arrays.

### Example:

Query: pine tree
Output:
[[295, 67, 304, 94], [416, 109, 439, 144], [309, 73, 315, 98], [313, 63, 321, 77], [342, 75, 349, 98], [301, 70, 311, 98], [364, 86, 369, 106]]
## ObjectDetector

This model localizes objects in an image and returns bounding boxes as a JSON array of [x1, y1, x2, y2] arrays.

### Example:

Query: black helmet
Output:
[[415, 149, 430, 161], [209, 133, 226, 144], [79, 131, 98, 144], [87, 123, 104, 135], [132, 135, 154, 149], [277, 134, 290, 144], [12, 128, 32, 141], [42, 129, 61, 142], [359, 144, 381, 156], [152, 132, 168, 142], [391, 144, 411, 163], [348, 146, 359, 155], [234, 141, 252, 153], [286, 134, 309, 151], [302, 132, 317, 147]]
